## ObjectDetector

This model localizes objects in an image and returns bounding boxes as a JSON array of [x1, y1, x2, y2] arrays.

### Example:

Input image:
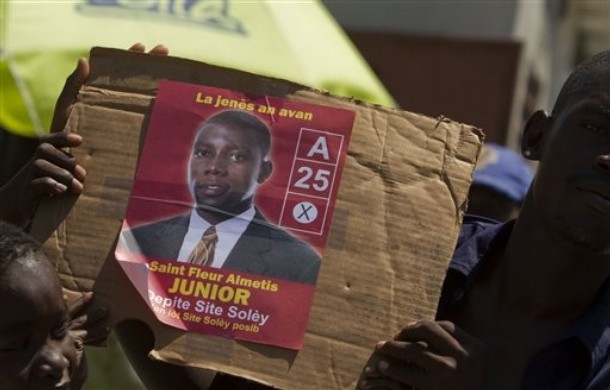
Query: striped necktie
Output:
[[187, 225, 218, 266]]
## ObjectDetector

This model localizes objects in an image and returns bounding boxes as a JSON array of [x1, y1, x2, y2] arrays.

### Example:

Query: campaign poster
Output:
[[115, 81, 355, 349]]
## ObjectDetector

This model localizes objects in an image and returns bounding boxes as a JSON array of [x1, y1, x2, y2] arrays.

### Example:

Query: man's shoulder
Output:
[[247, 212, 320, 262], [437, 216, 511, 319], [129, 213, 190, 237], [120, 213, 191, 259], [449, 214, 512, 274], [456, 214, 503, 249], [259, 222, 320, 258]]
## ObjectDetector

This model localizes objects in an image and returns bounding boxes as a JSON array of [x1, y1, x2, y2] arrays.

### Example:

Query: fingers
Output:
[[46, 58, 88, 197], [51, 58, 90, 134], [359, 364, 410, 390], [359, 377, 412, 390], [69, 293, 111, 326], [28, 177, 69, 196], [35, 144, 76, 176], [394, 321, 465, 356], [70, 306, 110, 331], [374, 359, 426, 389], [51, 42, 168, 135], [376, 340, 452, 373], [129, 42, 146, 52], [30, 165, 83, 196], [149, 44, 169, 55], [76, 319, 112, 346], [51, 43, 167, 135], [31, 140, 86, 195], [374, 340, 469, 389], [359, 354, 384, 384], [436, 320, 472, 344], [68, 293, 112, 346], [129, 42, 169, 55], [40, 132, 83, 149], [68, 292, 94, 317], [359, 353, 414, 390], [371, 321, 487, 390]]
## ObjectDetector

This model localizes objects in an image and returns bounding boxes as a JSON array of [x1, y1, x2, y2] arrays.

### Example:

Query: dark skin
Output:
[[0, 252, 79, 390], [189, 123, 272, 225], [467, 185, 521, 222], [358, 66, 610, 389], [0, 252, 108, 390]]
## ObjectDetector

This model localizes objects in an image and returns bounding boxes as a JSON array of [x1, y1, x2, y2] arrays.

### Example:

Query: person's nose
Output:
[[205, 155, 227, 175], [33, 341, 71, 385], [595, 153, 610, 173]]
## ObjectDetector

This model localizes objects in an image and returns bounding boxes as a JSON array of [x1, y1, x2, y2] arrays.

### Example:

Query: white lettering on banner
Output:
[[148, 289, 191, 310], [306, 136, 330, 161], [294, 167, 331, 192], [227, 306, 270, 326]]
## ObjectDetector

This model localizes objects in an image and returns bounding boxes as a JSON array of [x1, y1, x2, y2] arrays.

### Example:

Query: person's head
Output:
[[0, 221, 78, 389], [521, 50, 610, 252], [188, 110, 273, 223], [468, 143, 533, 221]]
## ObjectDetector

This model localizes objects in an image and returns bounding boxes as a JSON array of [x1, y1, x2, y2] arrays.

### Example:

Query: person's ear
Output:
[[257, 160, 273, 183], [521, 110, 550, 161]]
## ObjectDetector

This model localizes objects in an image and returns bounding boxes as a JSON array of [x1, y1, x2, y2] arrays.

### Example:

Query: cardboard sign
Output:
[[116, 81, 355, 349], [32, 48, 482, 389]]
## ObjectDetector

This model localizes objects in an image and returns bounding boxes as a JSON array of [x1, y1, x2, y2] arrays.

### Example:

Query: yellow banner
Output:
[[0, 1, 393, 137]]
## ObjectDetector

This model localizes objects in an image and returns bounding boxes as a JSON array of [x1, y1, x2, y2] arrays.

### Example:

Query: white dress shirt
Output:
[[176, 207, 255, 268]]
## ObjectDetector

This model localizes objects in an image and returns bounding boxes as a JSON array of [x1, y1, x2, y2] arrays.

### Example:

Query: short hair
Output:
[[197, 110, 272, 157], [0, 221, 41, 279], [552, 50, 610, 117]]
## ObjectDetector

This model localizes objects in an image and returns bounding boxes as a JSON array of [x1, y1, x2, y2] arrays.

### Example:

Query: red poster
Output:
[[115, 81, 355, 349]]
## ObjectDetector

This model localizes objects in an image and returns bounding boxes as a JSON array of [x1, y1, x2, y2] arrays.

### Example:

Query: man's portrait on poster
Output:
[[120, 109, 321, 285]]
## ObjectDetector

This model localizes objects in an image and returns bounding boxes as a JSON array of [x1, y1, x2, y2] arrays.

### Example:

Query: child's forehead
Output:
[[0, 266, 65, 331], [1, 251, 53, 279], [0, 253, 62, 303]]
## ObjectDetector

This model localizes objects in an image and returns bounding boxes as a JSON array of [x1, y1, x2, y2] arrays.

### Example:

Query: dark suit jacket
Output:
[[120, 210, 321, 284]]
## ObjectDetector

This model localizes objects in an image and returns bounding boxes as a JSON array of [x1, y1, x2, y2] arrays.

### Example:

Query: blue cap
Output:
[[472, 143, 533, 203]]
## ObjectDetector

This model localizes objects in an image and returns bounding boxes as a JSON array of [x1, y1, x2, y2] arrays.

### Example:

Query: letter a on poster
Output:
[[115, 81, 355, 349]]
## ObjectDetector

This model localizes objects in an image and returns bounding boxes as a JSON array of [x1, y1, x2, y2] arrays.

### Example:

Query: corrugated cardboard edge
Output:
[[31, 47, 483, 389]]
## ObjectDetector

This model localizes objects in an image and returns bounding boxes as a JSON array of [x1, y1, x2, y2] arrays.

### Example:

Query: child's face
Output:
[[0, 252, 78, 389]]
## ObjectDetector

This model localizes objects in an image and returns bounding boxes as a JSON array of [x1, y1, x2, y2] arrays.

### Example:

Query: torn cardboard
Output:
[[32, 47, 482, 389]]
